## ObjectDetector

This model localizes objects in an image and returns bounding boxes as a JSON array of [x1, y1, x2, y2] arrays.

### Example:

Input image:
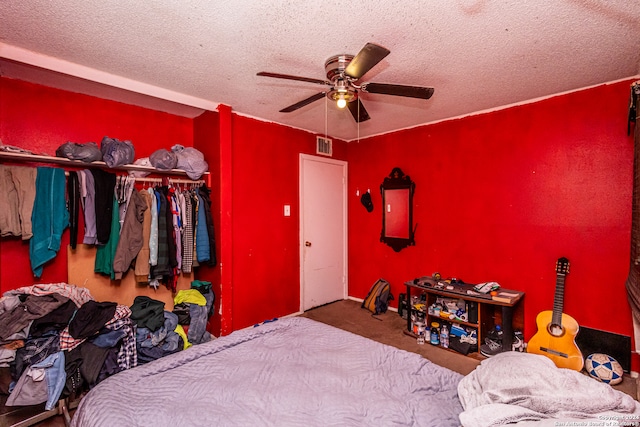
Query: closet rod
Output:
[[63, 172, 204, 186], [0, 151, 211, 186], [131, 177, 205, 185]]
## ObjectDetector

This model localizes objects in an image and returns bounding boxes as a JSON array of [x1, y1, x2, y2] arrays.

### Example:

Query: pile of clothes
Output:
[[133, 280, 215, 363], [0, 281, 215, 410], [54, 138, 208, 180]]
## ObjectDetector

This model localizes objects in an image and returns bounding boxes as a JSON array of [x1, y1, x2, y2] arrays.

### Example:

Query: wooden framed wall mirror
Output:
[[380, 167, 415, 252]]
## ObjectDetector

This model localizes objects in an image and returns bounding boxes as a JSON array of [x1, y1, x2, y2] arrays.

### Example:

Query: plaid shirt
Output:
[[104, 317, 137, 370], [59, 327, 84, 351], [181, 192, 194, 274], [104, 305, 137, 370], [59, 304, 133, 351], [152, 188, 171, 277], [105, 304, 132, 326]]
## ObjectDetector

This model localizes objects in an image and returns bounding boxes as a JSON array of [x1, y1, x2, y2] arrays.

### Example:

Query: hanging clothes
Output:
[[169, 187, 182, 272], [196, 184, 217, 267], [0, 165, 37, 240], [134, 190, 153, 282], [165, 185, 184, 292], [147, 187, 158, 268], [164, 187, 178, 272], [30, 167, 69, 278], [181, 190, 194, 274], [81, 170, 98, 245], [195, 188, 210, 264], [151, 187, 171, 278], [67, 171, 80, 249], [113, 189, 148, 280], [203, 184, 217, 267], [116, 176, 135, 228], [94, 197, 120, 279], [90, 169, 116, 245], [191, 189, 200, 269]]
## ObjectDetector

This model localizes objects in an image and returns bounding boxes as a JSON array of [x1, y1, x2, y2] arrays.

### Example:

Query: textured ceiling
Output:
[[1, 1, 639, 141]]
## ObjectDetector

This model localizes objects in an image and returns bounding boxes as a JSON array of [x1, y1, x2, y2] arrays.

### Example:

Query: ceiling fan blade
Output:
[[347, 98, 371, 122], [344, 43, 391, 80], [279, 92, 326, 113], [257, 72, 328, 86], [361, 82, 434, 100]]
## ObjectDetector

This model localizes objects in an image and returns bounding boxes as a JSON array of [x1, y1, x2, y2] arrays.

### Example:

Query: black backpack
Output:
[[362, 279, 394, 315]]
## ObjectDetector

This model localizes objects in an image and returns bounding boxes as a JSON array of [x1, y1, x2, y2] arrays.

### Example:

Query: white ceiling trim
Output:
[[353, 75, 640, 143], [0, 43, 219, 113]]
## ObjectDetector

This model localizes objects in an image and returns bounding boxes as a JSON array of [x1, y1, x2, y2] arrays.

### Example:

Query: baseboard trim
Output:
[[347, 296, 398, 313]]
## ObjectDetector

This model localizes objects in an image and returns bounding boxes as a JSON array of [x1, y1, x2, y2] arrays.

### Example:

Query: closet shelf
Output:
[[0, 151, 209, 179]]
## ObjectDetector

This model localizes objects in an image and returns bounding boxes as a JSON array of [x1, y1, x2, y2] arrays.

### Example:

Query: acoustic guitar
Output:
[[527, 257, 584, 371]]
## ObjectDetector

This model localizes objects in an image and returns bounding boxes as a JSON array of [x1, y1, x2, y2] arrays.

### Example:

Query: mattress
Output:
[[70, 316, 463, 426]]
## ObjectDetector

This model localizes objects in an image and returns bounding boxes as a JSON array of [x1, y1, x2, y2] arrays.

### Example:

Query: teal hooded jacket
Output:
[[30, 167, 69, 278]]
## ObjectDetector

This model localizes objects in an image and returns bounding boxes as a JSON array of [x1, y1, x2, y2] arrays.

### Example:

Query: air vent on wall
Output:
[[316, 136, 333, 156]]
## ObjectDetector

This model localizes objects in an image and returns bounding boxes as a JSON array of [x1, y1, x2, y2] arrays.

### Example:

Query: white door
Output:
[[300, 154, 347, 311]]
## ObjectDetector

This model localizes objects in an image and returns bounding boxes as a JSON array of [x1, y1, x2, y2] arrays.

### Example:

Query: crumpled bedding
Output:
[[71, 317, 463, 427], [457, 351, 640, 427]]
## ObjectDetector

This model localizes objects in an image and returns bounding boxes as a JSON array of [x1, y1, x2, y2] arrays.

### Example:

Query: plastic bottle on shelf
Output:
[[430, 322, 440, 345], [416, 322, 426, 345], [440, 323, 449, 348]]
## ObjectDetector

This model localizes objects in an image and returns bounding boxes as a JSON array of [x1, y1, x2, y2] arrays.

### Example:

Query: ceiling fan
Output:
[[257, 42, 434, 123]]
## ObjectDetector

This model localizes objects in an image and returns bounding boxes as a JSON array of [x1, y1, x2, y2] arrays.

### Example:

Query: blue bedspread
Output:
[[71, 317, 463, 426]]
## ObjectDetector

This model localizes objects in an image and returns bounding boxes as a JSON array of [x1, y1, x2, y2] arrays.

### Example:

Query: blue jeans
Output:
[[188, 291, 214, 345]]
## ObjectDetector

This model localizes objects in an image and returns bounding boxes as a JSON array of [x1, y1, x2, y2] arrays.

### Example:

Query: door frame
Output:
[[299, 153, 348, 311]]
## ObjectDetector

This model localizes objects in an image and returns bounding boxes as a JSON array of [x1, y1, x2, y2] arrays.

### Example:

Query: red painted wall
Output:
[[227, 115, 347, 330], [193, 110, 222, 334], [347, 80, 634, 344], [0, 77, 193, 293]]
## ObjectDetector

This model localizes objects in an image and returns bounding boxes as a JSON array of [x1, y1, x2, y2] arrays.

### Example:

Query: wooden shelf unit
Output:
[[404, 280, 524, 358]]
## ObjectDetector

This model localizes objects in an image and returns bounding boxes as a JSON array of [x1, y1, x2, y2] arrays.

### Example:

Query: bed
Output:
[[70, 316, 640, 427], [70, 317, 464, 426], [458, 351, 640, 427]]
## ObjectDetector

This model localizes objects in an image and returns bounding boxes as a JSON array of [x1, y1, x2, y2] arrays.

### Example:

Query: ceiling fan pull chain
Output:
[[357, 100, 360, 143], [325, 95, 328, 139]]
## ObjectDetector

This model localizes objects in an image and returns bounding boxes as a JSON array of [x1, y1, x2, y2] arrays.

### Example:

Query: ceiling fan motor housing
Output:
[[324, 54, 354, 81], [325, 54, 357, 103]]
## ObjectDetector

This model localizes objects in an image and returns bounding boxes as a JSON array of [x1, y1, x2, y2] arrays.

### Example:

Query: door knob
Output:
[[305, 241, 312, 247]]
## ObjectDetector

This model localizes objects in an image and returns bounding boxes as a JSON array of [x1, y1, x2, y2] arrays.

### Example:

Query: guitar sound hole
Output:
[[548, 324, 564, 337]]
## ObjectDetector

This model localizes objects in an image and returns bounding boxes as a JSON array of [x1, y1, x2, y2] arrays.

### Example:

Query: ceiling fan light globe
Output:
[[337, 98, 347, 109], [328, 87, 357, 104]]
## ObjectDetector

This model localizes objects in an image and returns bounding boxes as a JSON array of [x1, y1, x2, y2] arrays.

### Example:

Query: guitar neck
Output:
[[551, 273, 565, 325]]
